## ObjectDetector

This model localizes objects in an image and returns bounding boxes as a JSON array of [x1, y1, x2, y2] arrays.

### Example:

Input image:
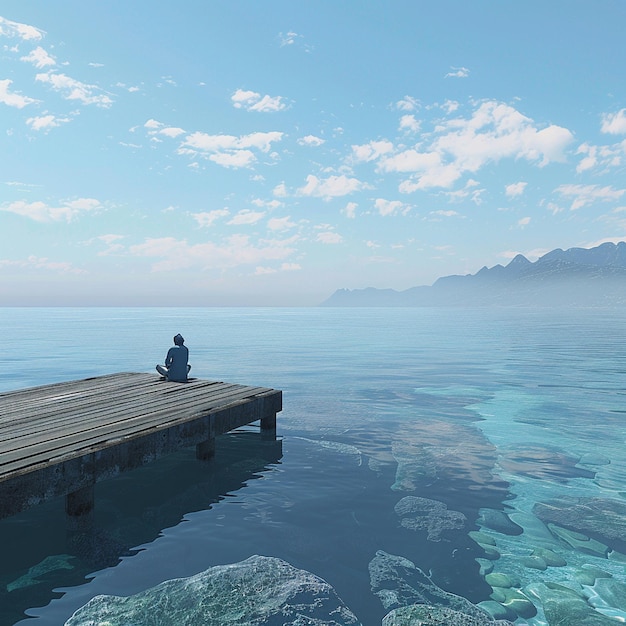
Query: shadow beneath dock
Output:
[[0, 430, 282, 626]]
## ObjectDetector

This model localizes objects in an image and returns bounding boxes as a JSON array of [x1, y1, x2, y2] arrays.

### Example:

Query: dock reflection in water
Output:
[[0, 429, 282, 626]]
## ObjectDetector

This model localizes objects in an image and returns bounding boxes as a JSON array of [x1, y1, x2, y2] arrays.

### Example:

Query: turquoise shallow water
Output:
[[1, 307, 626, 625]]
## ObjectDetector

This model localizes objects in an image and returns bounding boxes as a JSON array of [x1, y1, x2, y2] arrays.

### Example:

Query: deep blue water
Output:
[[1, 307, 626, 625]]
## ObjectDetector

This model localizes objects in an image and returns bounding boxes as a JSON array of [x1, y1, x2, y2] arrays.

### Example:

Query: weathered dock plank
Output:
[[0, 373, 282, 519]]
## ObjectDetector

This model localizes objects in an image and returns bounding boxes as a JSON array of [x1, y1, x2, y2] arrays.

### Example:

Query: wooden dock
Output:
[[0, 373, 282, 520]]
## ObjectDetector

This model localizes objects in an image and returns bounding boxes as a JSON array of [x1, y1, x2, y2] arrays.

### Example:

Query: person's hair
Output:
[[173, 334, 184, 345]]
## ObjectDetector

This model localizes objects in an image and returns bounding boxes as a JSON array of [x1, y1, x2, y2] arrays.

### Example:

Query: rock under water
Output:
[[64, 555, 361, 626]]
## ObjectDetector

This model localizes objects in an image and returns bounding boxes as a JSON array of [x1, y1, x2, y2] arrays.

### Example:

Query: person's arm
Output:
[[165, 348, 174, 367]]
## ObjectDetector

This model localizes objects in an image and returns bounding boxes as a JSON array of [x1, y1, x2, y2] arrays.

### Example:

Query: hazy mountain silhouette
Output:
[[321, 242, 626, 307]]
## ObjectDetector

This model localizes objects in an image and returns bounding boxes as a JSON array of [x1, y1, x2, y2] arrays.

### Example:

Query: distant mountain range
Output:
[[321, 242, 626, 307]]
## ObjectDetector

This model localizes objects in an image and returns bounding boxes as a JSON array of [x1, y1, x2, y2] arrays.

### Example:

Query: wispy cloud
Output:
[[227, 209, 265, 226], [316, 230, 343, 244], [36, 72, 113, 107], [601, 109, 626, 134], [231, 89, 288, 112], [555, 184, 626, 211], [0, 79, 37, 108], [129, 234, 298, 272], [396, 96, 419, 111], [0, 255, 86, 274], [267, 216, 296, 231], [374, 199, 411, 217], [399, 114, 420, 133], [0, 16, 44, 41], [505, 182, 527, 197], [192, 209, 230, 227], [20, 46, 56, 68], [279, 31, 301, 46], [26, 113, 71, 131], [298, 135, 325, 147], [351, 140, 394, 163], [1, 198, 102, 222], [297, 174, 365, 200], [177, 130, 283, 168], [445, 66, 470, 78]]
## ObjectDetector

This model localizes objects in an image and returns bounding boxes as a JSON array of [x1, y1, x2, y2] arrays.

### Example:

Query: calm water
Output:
[[1, 307, 626, 625]]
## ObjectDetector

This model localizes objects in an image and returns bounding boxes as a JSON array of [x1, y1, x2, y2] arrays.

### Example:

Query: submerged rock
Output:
[[7, 554, 75, 592], [65, 555, 361, 626], [547, 524, 609, 557], [533, 495, 626, 552], [395, 496, 466, 541], [498, 445, 595, 482], [368, 550, 500, 622], [525, 582, 618, 625], [477, 509, 522, 536], [382, 603, 515, 625]]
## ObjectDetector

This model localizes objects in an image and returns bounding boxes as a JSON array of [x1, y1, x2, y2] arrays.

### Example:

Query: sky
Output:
[[1, 1, 625, 306]]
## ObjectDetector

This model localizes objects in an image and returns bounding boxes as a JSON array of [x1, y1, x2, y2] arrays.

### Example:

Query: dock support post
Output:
[[260, 413, 277, 440], [65, 484, 95, 531], [196, 438, 216, 461], [66, 484, 95, 517]]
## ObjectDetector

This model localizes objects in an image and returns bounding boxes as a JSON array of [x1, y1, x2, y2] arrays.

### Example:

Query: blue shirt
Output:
[[165, 345, 189, 382]]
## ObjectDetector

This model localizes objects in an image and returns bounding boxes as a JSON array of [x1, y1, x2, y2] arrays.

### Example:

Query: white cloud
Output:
[[297, 174, 364, 199], [0, 16, 44, 40], [431, 210, 460, 217], [178, 130, 283, 168], [517, 216, 531, 226], [252, 198, 283, 209], [396, 96, 419, 111], [182, 131, 283, 153], [576, 140, 625, 173], [231, 88, 287, 112], [21, 45, 56, 68], [351, 140, 394, 163], [0, 79, 37, 108], [268, 216, 296, 231], [316, 231, 343, 244], [280, 262, 301, 271], [445, 66, 470, 78], [555, 184, 626, 211], [433, 101, 573, 168], [442, 179, 483, 204], [505, 182, 527, 197], [279, 31, 300, 46], [159, 126, 186, 138], [0, 255, 85, 274], [399, 114, 420, 133], [379, 100, 574, 191], [129, 233, 298, 272], [35, 72, 113, 107], [374, 199, 410, 216], [96, 234, 125, 256], [227, 209, 265, 225], [344, 202, 358, 219], [144, 118, 162, 130], [601, 109, 626, 135], [209, 150, 256, 168], [193, 209, 230, 227], [379, 149, 441, 173], [298, 134, 325, 146], [26, 113, 71, 131], [273, 183, 288, 197], [1, 198, 101, 222]]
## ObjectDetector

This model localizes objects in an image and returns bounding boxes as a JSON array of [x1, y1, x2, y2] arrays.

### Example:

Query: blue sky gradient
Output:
[[1, 1, 625, 305]]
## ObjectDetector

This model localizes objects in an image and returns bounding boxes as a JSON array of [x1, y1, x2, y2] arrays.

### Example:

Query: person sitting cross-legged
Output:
[[156, 333, 191, 382]]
